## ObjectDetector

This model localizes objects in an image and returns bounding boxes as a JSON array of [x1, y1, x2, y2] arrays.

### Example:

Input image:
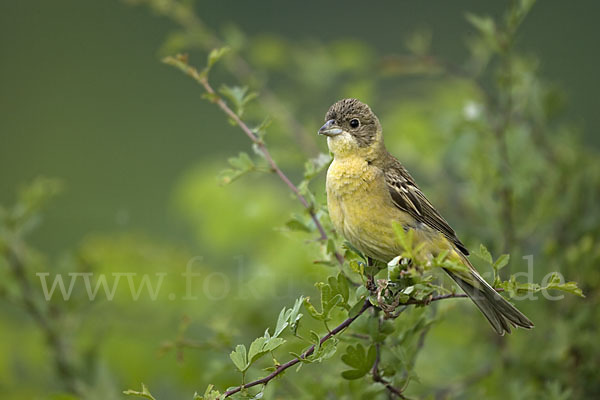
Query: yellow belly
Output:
[[326, 156, 449, 262]]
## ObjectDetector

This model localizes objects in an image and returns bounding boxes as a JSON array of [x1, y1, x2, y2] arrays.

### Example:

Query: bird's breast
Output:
[[326, 156, 404, 260]]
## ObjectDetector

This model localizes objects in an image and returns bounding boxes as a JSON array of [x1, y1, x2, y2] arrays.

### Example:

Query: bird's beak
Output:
[[318, 119, 343, 136]]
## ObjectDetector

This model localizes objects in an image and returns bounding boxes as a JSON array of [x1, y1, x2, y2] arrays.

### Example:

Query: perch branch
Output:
[[223, 299, 373, 397]]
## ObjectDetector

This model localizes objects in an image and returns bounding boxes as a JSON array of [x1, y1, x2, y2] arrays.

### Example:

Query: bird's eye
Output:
[[349, 118, 360, 129]]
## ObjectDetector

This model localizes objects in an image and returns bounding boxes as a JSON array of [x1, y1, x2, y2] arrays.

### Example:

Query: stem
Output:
[[371, 318, 410, 399], [129, 0, 318, 153], [164, 55, 345, 265], [3, 246, 81, 394], [223, 300, 372, 397]]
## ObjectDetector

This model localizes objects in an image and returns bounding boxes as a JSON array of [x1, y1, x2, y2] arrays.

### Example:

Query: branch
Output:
[[224, 290, 476, 397], [126, 0, 318, 153], [2, 246, 81, 394], [388, 292, 467, 319], [371, 331, 411, 399], [223, 299, 372, 397], [164, 55, 345, 265]]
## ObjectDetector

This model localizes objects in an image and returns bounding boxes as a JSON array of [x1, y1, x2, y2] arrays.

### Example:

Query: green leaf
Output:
[[248, 337, 268, 364], [341, 369, 367, 380], [303, 153, 331, 180], [285, 217, 311, 233], [218, 152, 256, 184], [544, 273, 584, 297], [264, 337, 285, 352], [304, 278, 345, 323], [123, 383, 157, 400], [230, 344, 249, 372], [493, 254, 510, 272], [316, 281, 343, 322], [303, 297, 322, 320], [219, 85, 258, 117], [274, 307, 291, 337], [474, 244, 493, 264], [248, 335, 286, 365], [195, 384, 222, 400], [228, 152, 254, 170], [349, 260, 365, 278], [207, 47, 230, 69], [252, 117, 272, 141], [310, 337, 338, 363], [348, 298, 367, 318], [297, 336, 339, 364], [288, 296, 304, 334], [328, 273, 349, 308], [341, 344, 376, 380]]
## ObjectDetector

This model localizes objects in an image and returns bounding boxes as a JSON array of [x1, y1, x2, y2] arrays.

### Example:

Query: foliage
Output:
[[1, 0, 598, 399]]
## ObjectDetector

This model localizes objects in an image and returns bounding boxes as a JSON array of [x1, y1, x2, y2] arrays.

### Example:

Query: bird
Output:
[[318, 98, 533, 335]]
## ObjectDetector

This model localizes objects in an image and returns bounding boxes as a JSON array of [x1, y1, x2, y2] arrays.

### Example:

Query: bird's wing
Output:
[[383, 158, 469, 256]]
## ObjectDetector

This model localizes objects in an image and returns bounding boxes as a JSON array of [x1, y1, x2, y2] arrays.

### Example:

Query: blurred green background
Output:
[[0, 1, 598, 399]]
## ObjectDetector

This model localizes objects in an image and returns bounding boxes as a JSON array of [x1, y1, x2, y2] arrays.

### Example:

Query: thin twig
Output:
[[222, 289, 479, 397], [223, 299, 373, 397], [371, 318, 411, 399], [3, 246, 81, 394], [127, 0, 318, 153], [164, 55, 345, 265], [389, 293, 467, 319]]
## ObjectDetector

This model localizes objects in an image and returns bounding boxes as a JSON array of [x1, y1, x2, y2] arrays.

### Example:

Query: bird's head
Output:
[[318, 98, 384, 159]]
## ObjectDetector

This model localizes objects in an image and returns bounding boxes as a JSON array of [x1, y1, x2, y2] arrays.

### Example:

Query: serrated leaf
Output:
[[218, 152, 255, 184], [544, 273, 584, 297], [230, 344, 248, 372], [219, 85, 258, 117], [263, 337, 285, 352], [474, 244, 493, 264], [274, 307, 291, 337], [228, 152, 254, 170], [309, 337, 338, 363], [340, 344, 376, 380], [248, 337, 268, 364], [327, 273, 349, 308], [248, 335, 286, 365], [316, 282, 343, 322]]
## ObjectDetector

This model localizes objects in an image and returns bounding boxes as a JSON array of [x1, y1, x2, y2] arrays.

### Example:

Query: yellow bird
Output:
[[319, 98, 533, 335]]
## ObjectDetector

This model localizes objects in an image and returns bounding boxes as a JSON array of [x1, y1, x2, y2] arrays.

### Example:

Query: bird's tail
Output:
[[444, 255, 534, 335]]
